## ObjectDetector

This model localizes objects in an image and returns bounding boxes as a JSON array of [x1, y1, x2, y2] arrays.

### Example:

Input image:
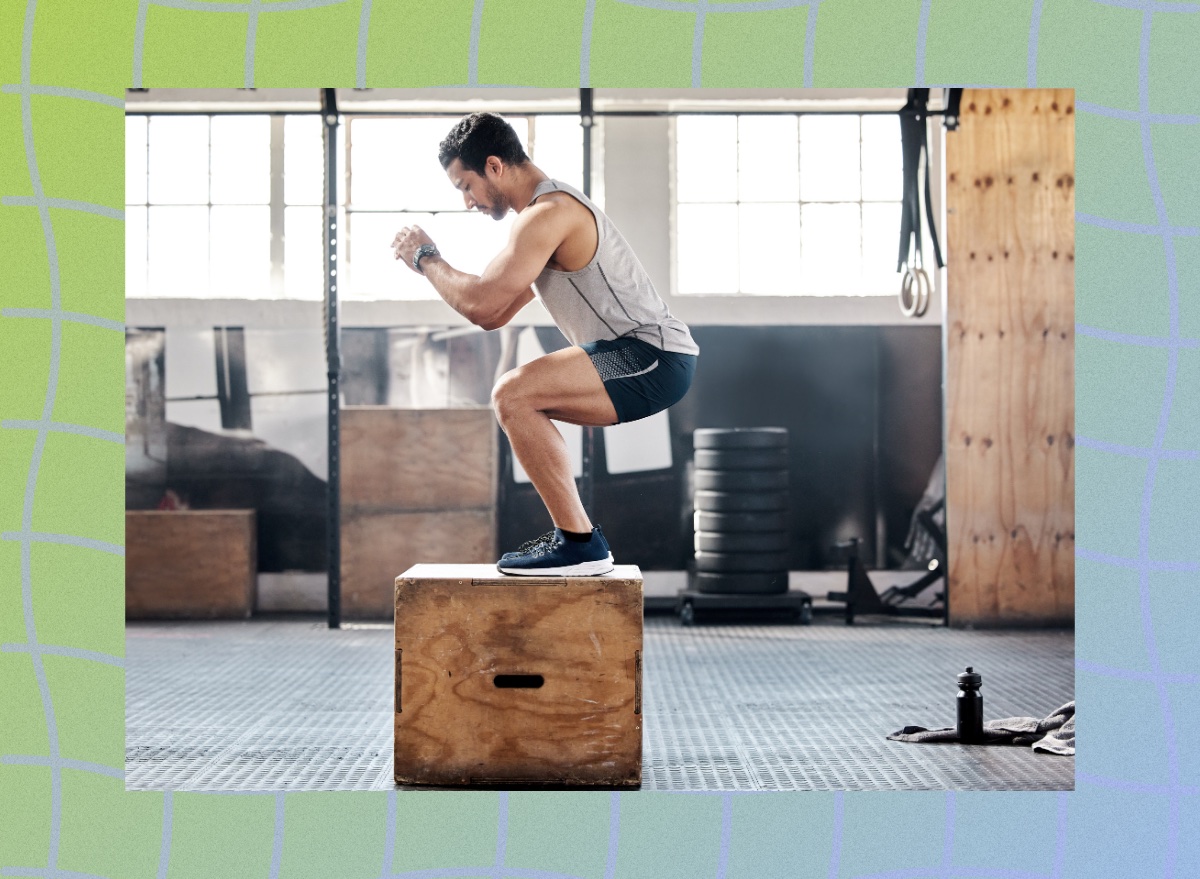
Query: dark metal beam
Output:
[[321, 87, 342, 630], [579, 88, 595, 518]]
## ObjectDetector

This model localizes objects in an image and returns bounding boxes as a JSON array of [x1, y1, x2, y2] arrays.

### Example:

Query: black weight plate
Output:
[[695, 531, 788, 553], [694, 448, 788, 471], [694, 490, 788, 512], [695, 468, 788, 492], [695, 550, 789, 573], [694, 510, 788, 532], [693, 571, 789, 595], [694, 428, 788, 450]]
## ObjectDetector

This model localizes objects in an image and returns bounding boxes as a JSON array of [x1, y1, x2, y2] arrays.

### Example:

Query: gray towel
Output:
[[887, 701, 1074, 756]]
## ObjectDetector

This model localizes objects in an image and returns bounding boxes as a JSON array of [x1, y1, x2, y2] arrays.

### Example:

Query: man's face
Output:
[[445, 158, 509, 221]]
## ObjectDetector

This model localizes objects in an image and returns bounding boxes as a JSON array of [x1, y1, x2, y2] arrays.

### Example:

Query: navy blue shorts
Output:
[[580, 337, 697, 425]]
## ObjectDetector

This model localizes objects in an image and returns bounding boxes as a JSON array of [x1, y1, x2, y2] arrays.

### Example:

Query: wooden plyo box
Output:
[[126, 510, 255, 619], [394, 564, 643, 788]]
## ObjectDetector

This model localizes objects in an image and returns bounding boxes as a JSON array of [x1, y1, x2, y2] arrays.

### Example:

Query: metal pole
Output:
[[322, 88, 342, 629], [579, 88, 595, 517]]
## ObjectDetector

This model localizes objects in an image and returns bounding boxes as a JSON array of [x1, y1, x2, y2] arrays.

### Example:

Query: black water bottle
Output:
[[956, 667, 984, 743]]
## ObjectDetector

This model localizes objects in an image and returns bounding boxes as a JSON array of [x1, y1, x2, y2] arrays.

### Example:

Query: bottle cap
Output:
[[957, 666, 982, 687]]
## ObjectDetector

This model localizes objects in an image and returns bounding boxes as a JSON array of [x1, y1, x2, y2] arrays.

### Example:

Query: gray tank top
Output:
[[529, 179, 699, 356]]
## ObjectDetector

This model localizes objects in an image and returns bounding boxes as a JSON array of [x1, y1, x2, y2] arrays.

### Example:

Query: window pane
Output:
[[739, 115, 799, 203], [350, 119, 418, 210], [739, 203, 801, 295], [799, 115, 861, 202], [677, 116, 737, 203], [677, 203, 738, 294], [285, 115, 324, 206], [148, 206, 208, 297], [531, 115, 583, 191], [862, 202, 903, 294], [211, 205, 271, 297], [285, 206, 324, 300], [431, 211, 515, 277], [126, 116, 147, 205], [351, 118, 460, 211], [347, 211, 438, 300], [148, 116, 208, 205], [800, 203, 860, 294], [125, 206, 147, 298], [861, 115, 903, 202], [210, 116, 270, 204]]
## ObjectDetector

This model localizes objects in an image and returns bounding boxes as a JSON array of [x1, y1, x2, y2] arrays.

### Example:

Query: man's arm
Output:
[[393, 203, 562, 330], [484, 287, 536, 330]]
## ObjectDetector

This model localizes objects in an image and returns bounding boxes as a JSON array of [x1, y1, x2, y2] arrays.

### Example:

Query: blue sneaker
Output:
[[497, 526, 615, 576], [500, 530, 556, 561]]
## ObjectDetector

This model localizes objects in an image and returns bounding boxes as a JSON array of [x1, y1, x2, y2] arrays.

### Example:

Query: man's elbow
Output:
[[469, 285, 522, 330], [465, 303, 507, 331]]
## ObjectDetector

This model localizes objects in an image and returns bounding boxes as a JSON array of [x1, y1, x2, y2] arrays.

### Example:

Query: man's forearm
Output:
[[419, 256, 495, 326]]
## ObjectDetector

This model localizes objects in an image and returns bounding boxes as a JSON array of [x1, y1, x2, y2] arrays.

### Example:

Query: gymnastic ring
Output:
[[912, 266, 931, 318], [899, 268, 919, 317]]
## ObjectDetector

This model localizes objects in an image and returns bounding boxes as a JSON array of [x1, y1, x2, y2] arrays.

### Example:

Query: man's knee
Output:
[[491, 369, 527, 425]]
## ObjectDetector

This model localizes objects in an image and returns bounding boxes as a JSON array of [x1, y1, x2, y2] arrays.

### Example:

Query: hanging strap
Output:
[[896, 89, 945, 273], [923, 133, 944, 270]]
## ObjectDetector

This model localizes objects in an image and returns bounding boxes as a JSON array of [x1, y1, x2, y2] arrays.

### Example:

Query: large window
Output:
[[126, 115, 273, 299], [126, 112, 588, 301], [345, 114, 584, 301], [674, 113, 916, 297]]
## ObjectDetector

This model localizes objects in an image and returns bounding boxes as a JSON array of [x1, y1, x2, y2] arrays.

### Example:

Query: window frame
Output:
[[126, 112, 280, 301], [127, 109, 596, 303]]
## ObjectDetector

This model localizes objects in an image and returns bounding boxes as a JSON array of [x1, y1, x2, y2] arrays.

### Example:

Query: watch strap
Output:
[[413, 243, 439, 273]]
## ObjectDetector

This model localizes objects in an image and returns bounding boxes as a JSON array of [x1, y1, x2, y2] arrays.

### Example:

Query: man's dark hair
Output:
[[438, 112, 529, 175]]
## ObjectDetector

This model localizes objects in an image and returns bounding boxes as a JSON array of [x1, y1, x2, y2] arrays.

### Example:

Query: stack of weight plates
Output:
[[692, 427, 790, 594]]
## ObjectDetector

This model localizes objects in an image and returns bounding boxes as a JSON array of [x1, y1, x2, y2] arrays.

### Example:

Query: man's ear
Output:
[[487, 156, 503, 179]]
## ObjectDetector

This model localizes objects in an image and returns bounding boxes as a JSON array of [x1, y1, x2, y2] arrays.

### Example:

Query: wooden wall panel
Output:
[[340, 408, 497, 619], [341, 408, 495, 510], [945, 88, 1075, 627], [342, 510, 496, 618]]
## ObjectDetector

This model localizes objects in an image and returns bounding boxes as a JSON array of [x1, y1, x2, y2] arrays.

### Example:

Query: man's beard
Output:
[[482, 184, 509, 220]]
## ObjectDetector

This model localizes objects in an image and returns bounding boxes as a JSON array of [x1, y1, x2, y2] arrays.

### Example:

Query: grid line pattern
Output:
[[0, 1, 1196, 877]]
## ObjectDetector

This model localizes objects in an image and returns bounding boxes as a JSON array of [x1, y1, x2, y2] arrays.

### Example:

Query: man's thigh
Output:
[[502, 345, 618, 427]]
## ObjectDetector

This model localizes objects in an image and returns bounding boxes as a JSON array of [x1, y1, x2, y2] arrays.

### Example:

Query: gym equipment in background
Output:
[[825, 488, 948, 625], [679, 428, 811, 626], [896, 88, 956, 319]]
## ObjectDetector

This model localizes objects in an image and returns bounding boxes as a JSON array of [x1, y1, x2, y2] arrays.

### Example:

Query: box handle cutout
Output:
[[494, 674, 544, 689], [394, 648, 402, 713]]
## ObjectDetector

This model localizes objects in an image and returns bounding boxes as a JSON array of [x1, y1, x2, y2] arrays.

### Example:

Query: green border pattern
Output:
[[2, 0, 1198, 876]]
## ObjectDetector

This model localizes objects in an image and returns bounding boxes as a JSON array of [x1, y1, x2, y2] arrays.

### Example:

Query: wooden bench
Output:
[[394, 564, 643, 788]]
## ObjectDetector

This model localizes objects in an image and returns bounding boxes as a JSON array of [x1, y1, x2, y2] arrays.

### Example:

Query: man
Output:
[[392, 112, 698, 576]]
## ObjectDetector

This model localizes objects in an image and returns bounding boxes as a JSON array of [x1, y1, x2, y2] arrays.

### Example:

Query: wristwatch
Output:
[[413, 243, 440, 274]]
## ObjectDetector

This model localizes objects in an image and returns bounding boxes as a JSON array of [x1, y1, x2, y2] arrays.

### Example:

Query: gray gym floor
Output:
[[126, 610, 1074, 792]]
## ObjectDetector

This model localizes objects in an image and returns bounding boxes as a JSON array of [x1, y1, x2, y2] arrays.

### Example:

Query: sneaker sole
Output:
[[497, 554, 615, 577]]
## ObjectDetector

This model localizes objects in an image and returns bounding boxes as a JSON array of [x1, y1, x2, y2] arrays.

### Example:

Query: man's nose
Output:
[[463, 192, 475, 210]]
